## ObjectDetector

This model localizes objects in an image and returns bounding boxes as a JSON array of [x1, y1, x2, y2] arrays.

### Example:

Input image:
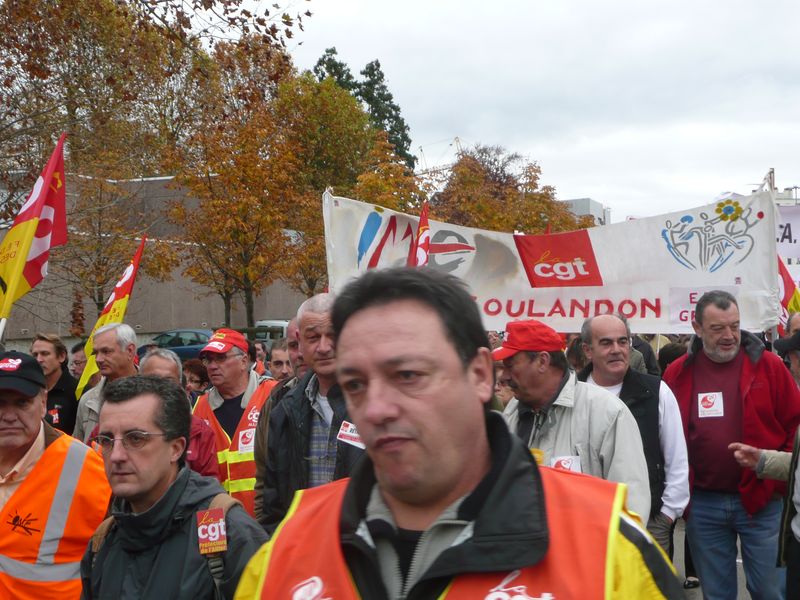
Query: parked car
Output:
[[137, 329, 214, 360], [253, 319, 289, 340]]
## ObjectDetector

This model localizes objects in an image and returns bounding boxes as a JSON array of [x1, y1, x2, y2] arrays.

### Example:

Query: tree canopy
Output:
[[313, 47, 415, 168], [430, 144, 595, 234]]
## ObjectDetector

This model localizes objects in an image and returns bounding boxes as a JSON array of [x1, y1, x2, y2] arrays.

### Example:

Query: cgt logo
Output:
[[514, 230, 603, 288], [292, 577, 331, 600]]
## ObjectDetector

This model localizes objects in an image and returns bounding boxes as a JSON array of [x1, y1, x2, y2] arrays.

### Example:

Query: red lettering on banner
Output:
[[641, 298, 661, 318], [619, 299, 637, 318], [484, 298, 502, 316], [527, 299, 546, 317], [569, 299, 590, 318], [548, 298, 566, 317], [481, 297, 662, 321], [595, 299, 614, 315], [689, 292, 699, 304], [507, 300, 525, 318], [514, 231, 604, 288]]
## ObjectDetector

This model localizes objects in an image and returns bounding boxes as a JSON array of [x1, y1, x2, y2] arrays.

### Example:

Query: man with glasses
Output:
[[193, 329, 276, 516], [0, 351, 109, 598], [81, 375, 266, 599], [140, 349, 218, 479], [69, 340, 100, 390]]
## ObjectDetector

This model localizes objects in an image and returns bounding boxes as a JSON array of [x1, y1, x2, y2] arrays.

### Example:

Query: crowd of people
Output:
[[1, 268, 799, 599]]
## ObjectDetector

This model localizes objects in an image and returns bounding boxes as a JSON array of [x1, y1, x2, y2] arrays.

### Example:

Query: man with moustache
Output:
[[0, 351, 109, 599], [192, 329, 275, 516], [663, 290, 800, 600]]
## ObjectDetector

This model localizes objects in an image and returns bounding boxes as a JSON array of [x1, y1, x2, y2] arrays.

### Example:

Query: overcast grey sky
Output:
[[288, 0, 800, 221]]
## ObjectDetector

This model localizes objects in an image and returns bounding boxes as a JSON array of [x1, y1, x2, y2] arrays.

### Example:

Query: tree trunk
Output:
[[222, 291, 232, 327], [243, 285, 255, 328]]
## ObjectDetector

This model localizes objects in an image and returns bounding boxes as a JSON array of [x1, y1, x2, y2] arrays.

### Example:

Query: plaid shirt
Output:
[[306, 378, 338, 487]]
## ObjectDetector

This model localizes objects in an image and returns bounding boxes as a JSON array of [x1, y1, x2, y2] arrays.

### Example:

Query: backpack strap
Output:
[[206, 493, 242, 600], [91, 516, 115, 557]]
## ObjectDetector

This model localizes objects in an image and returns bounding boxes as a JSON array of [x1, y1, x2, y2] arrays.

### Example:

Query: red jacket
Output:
[[663, 331, 800, 514], [187, 415, 219, 479]]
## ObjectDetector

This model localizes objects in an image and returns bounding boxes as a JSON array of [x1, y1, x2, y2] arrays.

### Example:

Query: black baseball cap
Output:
[[773, 331, 800, 356], [0, 351, 46, 396]]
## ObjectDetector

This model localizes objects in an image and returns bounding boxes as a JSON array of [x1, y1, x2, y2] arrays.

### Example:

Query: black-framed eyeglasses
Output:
[[92, 431, 167, 453]]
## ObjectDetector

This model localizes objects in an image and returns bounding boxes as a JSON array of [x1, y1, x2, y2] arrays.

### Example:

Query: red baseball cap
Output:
[[199, 328, 249, 356], [491, 320, 565, 361]]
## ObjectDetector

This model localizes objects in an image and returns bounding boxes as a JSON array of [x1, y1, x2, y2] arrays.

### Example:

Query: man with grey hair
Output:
[[73, 323, 138, 443], [259, 293, 363, 532], [577, 313, 688, 555], [140, 348, 219, 479], [664, 290, 800, 600], [192, 329, 276, 517]]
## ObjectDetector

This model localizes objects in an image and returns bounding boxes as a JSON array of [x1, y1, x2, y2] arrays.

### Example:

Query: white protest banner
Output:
[[777, 205, 800, 259], [324, 191, 779, 333]]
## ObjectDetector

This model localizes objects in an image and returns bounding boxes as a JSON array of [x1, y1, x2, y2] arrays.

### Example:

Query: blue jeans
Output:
[[686, 490, 785, 600]]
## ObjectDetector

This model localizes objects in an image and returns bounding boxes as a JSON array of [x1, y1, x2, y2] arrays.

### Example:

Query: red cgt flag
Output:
[[76, 237, 147, 397], [0, 134, 67, 318], [408, 201, 431, 267]]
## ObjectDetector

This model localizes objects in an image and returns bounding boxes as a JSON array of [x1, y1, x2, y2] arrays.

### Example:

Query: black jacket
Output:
[[578, 364, 665, 518], [339, 413, 547, 599], [80, 467, 267, 600], [46, 368, 78, 434], [336, 412, 682, 599], [633, 335, 661, 376], [260, 371, 364, 533]]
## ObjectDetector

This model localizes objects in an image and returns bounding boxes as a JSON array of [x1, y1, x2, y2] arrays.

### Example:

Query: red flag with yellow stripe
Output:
[[76, 237, 146, 397], [0, 134, 67, 318]]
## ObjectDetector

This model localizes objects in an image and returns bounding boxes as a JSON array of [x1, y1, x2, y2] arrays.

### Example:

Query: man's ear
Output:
[[170, 436, 188, 464], [691, 320, 702, 337], [470, 347, 495, 405]]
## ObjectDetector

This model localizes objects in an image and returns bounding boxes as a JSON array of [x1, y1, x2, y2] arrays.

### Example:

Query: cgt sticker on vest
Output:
[[485, 570, 555, 600], [238, 428, 256, 453], [698, 392, 724, 417], [247, 406, 260, 427], [196, 508, 227, 554], [336, 421, 365, 449], [292, 576, 331, 600], [550, 455, 581, 472]]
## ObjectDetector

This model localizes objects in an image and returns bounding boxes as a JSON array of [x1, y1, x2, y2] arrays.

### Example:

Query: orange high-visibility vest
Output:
[[193, 380, 275, 516], [0, 433, 111, 599], [248, 467, 625, 599]]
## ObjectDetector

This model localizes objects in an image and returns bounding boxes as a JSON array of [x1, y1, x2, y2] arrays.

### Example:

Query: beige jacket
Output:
[[502, 371, 651, 519]]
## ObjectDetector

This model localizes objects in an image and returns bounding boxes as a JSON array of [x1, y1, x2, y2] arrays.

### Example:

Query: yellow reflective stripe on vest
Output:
[[604, 481, 628, 598], [217, 448, 230, 465], [227, 477, 256, 493], [227, 451, 254, 464]]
